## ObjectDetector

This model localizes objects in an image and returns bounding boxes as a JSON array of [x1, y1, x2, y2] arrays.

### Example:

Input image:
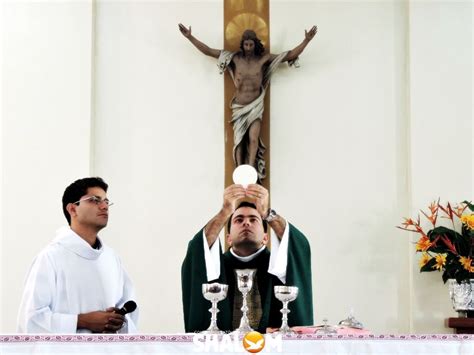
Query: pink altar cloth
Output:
[[267, 326, 371, 335]]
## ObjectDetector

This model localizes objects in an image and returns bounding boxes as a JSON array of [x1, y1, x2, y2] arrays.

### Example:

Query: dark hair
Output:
[[240, 29, 265, 57], [62, 177, 108, 225], [227, 201, 268, 233]]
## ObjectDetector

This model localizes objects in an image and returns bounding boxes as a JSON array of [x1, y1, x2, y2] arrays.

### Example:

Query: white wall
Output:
[[1, 0, 94, 332], [409, 0, 473, 332], [271, 0, 412, 333], [1, 0, 472, 334], [0, 0, 4, 326], [93, 0, 224, 335]]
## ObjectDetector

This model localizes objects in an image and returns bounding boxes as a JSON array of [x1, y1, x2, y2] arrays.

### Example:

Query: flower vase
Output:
[[448, 279, 474, 317]]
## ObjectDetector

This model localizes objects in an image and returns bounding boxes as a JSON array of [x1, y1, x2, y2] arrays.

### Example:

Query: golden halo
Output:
[[225, 13, 268, 51]]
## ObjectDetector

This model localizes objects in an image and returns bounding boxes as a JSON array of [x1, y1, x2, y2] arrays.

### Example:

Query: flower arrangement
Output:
[[398, 200, 474, 283]]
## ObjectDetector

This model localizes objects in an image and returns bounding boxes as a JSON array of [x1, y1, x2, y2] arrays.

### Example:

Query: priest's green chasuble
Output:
[[181, 224, 313, 333]]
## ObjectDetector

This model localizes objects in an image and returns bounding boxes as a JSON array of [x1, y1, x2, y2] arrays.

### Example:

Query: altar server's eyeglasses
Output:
[[73, 196, 114, 207]]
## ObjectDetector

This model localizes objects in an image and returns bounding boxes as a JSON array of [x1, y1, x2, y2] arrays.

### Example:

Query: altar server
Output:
[[17, 177, 138, 333]]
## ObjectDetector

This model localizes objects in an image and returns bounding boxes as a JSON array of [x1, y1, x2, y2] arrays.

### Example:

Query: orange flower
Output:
[[401, 218, 415, 228], [461, 214, 474, 231], [399, 199, 474, 282], [438, 202, 455, 222], [398, 217, 428, 239], [453, 203, 468, 218], [419, 253, 432, 268], [421, 200, 438, 226], [428, 200, 439, 215], [434, 254, 447, 270], [459, 256, 474, 273], [416, 236, 432, 252]]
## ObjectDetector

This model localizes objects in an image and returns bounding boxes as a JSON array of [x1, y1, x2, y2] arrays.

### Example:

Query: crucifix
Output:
[[179, 0, 316, 190]]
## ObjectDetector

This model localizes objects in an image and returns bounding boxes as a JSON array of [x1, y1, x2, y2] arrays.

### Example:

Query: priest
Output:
[[17, 177, 138, 333], [182, 184, 313, 333]]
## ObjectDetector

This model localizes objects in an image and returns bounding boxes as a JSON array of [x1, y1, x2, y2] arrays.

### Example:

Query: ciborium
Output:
[[202, 282, 228, 334], [274, 285, 299, 335], [234, 269, 256, 334]]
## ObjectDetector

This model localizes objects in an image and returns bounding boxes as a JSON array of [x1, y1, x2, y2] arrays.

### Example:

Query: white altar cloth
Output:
[[1, 334, 473, 355]]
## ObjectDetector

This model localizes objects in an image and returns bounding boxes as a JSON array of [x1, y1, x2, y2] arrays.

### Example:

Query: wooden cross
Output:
[[223, 0, 270, 191]]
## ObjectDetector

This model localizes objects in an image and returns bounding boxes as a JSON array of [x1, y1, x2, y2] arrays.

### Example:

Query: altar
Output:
[[1, 334, 473, 355]]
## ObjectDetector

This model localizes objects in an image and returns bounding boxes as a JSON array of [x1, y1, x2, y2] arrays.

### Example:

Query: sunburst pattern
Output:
[[225, 13, 268, 50], [228, 0, 265, 13]]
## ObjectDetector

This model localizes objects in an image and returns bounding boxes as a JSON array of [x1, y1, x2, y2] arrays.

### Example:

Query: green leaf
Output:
[[463, 200, 474, 212], [442, 271, 450, 283], [455, 270, 471, 284], [428, 226, 462, 240], [443, 266, 459, 283], [428, 226, 470, 255], [420, 258, 437, 272]]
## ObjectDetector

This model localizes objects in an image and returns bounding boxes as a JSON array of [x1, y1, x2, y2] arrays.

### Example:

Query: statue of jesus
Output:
[[179, 24, 317, 181]]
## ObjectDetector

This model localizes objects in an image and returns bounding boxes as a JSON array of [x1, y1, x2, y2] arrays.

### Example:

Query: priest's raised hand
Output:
[[181, 184, 314, 333]]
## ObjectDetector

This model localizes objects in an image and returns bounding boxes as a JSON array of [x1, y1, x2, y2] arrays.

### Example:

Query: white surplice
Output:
[[17, 226, 138, 333]]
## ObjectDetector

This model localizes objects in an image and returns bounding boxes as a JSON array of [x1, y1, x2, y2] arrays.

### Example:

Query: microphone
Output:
[[116, 300, 137, 315]]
